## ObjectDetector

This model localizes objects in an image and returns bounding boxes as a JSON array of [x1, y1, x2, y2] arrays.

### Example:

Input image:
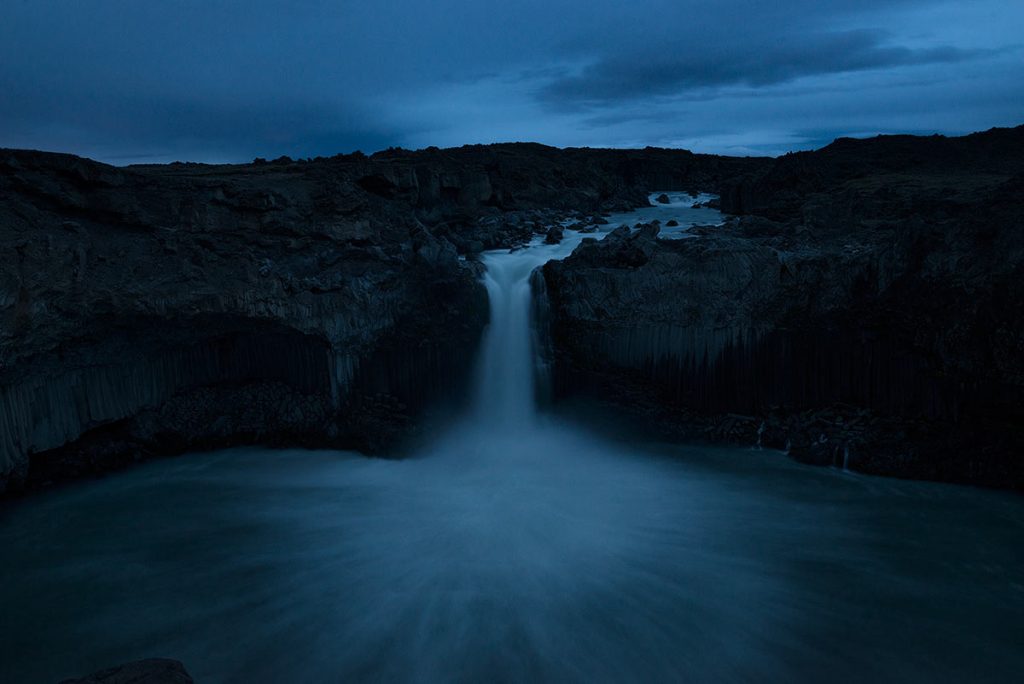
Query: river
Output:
[[1, 194, 1022, 683]]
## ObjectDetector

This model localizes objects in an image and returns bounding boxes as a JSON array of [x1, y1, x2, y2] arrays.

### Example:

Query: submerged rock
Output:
[[545, 226, 564, 244]]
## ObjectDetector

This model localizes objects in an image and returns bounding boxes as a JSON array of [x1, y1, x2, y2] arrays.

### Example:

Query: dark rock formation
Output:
[[1, 143, 765, 495], [720, 126, 1024, 219], [60, 658, 193, 684], [655, 193, 671, 204], [0, 150, 487, 494], [540, 125, 1024, 489]]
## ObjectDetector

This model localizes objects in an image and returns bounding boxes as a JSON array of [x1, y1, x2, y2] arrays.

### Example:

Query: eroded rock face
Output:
[[0, 150, 490, 493], [540, 126, 1024, 488]]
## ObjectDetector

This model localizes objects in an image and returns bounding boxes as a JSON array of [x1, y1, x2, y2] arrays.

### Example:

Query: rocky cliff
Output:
[[540, 126, 1024, 488], [1, 144, 763, 495], [0, 150, 487, 493]]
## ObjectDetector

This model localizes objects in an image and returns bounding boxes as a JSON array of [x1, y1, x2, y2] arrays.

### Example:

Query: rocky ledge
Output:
[[1, 143, 761, 496], [538, 126, 1024, 489]]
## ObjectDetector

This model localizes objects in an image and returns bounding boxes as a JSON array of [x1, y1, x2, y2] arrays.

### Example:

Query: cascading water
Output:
[[474, 251, 546, 428], [471, 190, 732, 432], [1, 194, 1022, 683]]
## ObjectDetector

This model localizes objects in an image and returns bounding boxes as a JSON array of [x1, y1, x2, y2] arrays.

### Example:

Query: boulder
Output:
[[60, 658, 193, 684]]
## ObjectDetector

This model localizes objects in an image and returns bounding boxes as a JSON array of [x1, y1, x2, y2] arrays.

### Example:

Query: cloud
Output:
[[0, 83, 399, 163], [0, 0, 1020, 161], [537, 30, 992, 109]]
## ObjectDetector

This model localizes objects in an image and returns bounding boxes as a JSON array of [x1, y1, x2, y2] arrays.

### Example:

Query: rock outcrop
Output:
[[1, 144, 764, 495], [540, 126, 1024, 488], [60, 658, 193, 684]]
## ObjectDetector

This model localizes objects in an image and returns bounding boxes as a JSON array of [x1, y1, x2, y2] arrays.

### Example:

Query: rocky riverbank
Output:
[[1, 144, 762, 495], [538, 126, 1024, 489]]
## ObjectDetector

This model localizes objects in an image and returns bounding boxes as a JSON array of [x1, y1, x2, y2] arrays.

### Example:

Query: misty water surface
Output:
[[1, 194, 1022, 682]]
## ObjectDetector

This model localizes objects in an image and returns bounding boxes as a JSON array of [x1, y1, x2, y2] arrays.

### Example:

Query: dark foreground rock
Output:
[[1, 144, 764, 495], [539, 125, 1024, 489], [60, 658, 193, 684]]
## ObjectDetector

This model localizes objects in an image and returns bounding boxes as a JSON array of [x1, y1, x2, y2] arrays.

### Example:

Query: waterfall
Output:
[[473, 247, 556, 430], [466, 190, 722, 432]]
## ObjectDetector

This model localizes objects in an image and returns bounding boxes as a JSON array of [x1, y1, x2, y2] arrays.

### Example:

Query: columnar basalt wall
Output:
[[0, 148, 507, 494], [2, 324, 330, 489], [562, 323, 965, 419], [539, 128, 1024, 488], [11, 319, 485, 490]]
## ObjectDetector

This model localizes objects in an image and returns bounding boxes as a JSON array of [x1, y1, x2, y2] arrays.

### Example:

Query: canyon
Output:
[[2, 127, 1023, 495], [3, 128, 1024, 682], [0, 144, 760, 494]]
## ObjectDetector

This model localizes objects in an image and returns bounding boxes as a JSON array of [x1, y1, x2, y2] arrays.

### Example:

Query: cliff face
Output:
[[540, 126, 1024, 488], [1, 144, 763, 494], [0, 149, 495, 493], [17, 128, 1019, 491]]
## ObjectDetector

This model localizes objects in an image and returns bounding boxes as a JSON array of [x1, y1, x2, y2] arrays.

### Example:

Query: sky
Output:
[[1, 0, 1021, 163]]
